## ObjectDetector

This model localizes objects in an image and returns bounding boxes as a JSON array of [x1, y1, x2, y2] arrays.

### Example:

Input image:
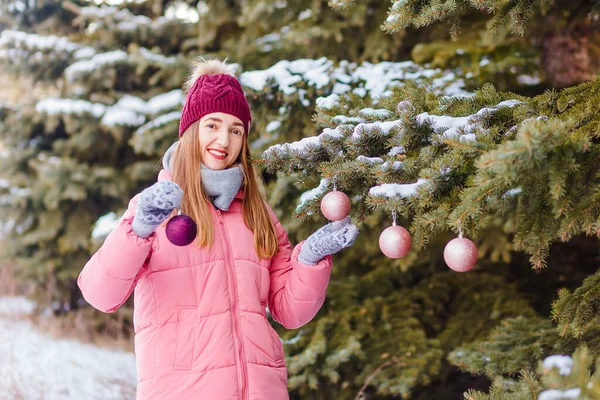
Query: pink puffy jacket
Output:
[[78, 169, 332, 400]]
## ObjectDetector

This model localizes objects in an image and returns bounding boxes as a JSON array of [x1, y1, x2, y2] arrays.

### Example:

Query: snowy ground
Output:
[[0, 297, 137, 400]]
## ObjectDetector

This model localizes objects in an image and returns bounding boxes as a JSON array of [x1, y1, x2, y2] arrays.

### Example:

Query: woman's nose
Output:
[[215, 127, 229, 147]]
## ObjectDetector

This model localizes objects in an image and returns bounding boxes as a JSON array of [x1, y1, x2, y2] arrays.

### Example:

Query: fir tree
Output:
[[0, 0, 194, 316]]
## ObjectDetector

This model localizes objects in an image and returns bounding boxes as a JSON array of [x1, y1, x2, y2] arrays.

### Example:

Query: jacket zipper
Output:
[[215, 208, 249, 400]]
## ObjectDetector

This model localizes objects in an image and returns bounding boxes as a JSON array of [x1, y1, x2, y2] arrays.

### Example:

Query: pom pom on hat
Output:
[[182, 58, 236, 94], [179, 58, 251, 137]]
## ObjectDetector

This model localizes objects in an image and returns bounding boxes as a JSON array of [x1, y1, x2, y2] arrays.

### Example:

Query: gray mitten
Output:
[[298, 216, 359, 265], [131, 181, 183, 239]]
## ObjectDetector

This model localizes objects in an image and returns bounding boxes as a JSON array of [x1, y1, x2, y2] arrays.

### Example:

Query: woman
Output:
[[78, 58, 359, 400]]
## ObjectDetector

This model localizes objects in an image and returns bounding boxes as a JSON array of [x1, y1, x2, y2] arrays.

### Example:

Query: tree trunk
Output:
[[541, 25, 595, 88]]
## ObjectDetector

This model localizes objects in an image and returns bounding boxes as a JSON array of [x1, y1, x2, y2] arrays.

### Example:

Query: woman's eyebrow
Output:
[[204, 117, 243, 128]]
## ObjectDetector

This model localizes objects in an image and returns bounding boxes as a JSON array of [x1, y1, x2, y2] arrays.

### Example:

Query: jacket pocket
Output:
[[173, 306, 196, 370], [267, 323, 285, 364]]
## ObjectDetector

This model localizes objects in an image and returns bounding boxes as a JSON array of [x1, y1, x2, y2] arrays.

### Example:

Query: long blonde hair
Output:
[[170, 121, 279, 259]]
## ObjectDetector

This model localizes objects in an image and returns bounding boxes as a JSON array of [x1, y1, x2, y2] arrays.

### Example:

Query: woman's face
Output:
[[198, 112, 245, 170]]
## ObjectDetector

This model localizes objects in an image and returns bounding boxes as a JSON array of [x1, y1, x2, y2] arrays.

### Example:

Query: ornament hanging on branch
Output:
[[166, 210, 198, 247], [320, 181, 351, 221], [379, 211, 412, 259], [443, 222, 478, 272]]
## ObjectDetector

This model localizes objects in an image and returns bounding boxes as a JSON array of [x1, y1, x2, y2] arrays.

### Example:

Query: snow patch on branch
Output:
[[80, 5, 118, 18], [538, 388, 581, 400], [288, 136, 321, 152], [543, 355, 573, 376], [135, 111, 181, 135], [381, 161, 403, 171], [0, 179, 33, 197], [0, 30, 80, 53], [316, 94, 340, 110], [297, 178, 330, 213], [319, 126, 345, 140], [36, 98, 107, 118], [240, 58, 470, 108], [369, 179, 429, 198], [101, 106, 145, 127], [147, 90, 185, 115], [112, 95, 147, 114], [388, 146, 405, 156], [266, 121, 282, 133], [0, 30, 96, 64], [240, 59, 309, 95], [332, 115, 365, 125], [359, 108, 394, 119], [35, 90, 184, 130], [73, 47, 96, 60], [298, 9, 313, 20], [416, 99, 524, 144], [65, 50, 128, 82], [91, 212, 119, 239], [357, 156, 384, 165], [138, 47, 177, 64], [79, 5, 158, 30], [351, 120, 401, 140], [416, 113, 476, 142]]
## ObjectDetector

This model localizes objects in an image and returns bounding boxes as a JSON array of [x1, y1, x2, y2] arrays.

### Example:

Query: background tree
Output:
[[378, 0, 600, 90]]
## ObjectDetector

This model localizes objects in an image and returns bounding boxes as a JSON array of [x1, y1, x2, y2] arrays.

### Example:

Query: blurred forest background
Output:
[[1, 0, 600, 398]]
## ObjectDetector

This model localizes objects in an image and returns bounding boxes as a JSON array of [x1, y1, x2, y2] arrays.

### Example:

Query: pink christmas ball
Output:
[[165, 215, 197, 247], [443, 237, 478, 272], [320, 190, 351, 221], [379, 225, 412, 259]]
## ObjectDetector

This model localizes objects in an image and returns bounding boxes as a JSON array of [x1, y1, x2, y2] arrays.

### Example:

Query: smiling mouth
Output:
[[208, 149, 228, 159]]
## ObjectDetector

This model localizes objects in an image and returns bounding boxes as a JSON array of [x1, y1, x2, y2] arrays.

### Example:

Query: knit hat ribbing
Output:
[[178, 67, 251, 137]]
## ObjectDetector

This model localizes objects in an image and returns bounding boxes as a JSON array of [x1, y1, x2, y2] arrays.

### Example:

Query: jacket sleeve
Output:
[[78, 194, 153, 313], [267, 209, 332, 329]]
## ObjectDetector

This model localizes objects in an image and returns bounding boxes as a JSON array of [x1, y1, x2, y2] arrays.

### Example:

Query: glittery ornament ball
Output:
[[443, 237, 478, 272], [379, 225, 412, 259], [166, 215, 197, 247], [320, 190, 351, 221]]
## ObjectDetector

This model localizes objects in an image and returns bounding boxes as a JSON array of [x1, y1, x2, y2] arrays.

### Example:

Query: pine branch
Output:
[[552, 270, 600, 339], [449, 316, 561, 378], [382, 0, 596, 39]]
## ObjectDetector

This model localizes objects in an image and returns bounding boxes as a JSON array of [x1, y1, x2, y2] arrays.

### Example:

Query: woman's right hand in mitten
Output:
[[131, 181, 183, 238]]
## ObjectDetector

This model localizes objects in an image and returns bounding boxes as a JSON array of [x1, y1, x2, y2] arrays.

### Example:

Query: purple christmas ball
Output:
[[165, 214, 197, 246]]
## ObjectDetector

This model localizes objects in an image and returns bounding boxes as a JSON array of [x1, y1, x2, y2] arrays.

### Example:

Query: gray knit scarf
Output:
[[163, 141, 243, 211]]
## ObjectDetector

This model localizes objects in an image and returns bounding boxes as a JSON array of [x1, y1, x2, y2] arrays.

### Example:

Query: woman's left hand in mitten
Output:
[[298, 216, 359, 265]]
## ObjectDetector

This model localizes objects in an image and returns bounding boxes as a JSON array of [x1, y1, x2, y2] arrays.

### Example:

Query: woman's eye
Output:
[[206, 123, 217, 129], [232, 129, 243, 136]]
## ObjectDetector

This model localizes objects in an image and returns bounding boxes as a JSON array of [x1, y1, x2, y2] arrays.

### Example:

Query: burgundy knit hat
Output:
[[178, 60, 251, 137]]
